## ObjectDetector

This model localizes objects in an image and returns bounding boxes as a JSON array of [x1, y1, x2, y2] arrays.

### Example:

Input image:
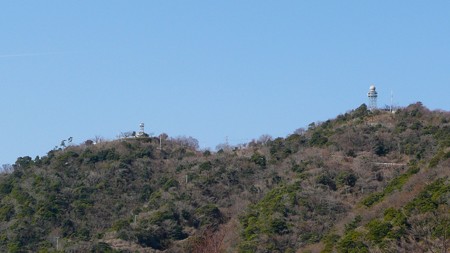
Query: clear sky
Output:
[[1, 1, 450, 165]]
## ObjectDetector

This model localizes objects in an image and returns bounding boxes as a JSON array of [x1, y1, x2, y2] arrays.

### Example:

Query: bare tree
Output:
[[173, 136, 199, 149], [257, 134, 272, 145], [1, 164, 13, 174], [159, 133, 169, 140], [407, 209, 449, 253], [294, 128, 306, 135], [192, 226, 227, 253], [215, 143, 232, 152], [117, 131, 135, 139], [94, 135, 105, 144]]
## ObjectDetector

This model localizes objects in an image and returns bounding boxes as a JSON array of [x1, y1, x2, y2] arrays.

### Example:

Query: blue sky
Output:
[[1, 1, 450, 165]]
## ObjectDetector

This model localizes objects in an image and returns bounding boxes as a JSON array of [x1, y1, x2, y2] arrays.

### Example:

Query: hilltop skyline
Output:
[[2, 1, 450, 165]]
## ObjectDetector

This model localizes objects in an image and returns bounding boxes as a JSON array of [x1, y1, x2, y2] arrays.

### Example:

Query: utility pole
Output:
[[391, 90, 394, 113], [55, 237, 59, 251]]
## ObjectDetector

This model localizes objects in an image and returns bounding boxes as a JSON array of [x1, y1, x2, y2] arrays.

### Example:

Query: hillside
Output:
[[0, 102, 449, 253]]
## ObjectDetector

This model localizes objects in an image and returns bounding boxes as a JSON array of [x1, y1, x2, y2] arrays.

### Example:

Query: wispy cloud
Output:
[[0, 51, 70, 58]]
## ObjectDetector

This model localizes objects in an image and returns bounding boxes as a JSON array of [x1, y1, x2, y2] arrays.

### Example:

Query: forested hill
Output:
[[0, 102, 449, 253]]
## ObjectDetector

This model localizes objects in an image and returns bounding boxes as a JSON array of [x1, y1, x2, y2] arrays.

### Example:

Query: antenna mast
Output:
[[390, 90, 393, 113], [367, 85, 378, 111]]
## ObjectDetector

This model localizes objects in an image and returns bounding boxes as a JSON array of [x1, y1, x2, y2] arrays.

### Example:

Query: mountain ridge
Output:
[[0, 102, 449, 253]]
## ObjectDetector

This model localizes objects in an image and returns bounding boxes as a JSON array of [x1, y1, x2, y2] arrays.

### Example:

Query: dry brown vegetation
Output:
[[0, 103, 449, 253]]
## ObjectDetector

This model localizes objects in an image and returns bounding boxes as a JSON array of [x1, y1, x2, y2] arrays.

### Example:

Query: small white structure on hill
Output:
[[367, 85, 378, 111], [136, 123, 147, 137]]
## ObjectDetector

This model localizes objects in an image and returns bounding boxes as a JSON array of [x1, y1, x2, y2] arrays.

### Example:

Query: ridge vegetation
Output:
[[0, 102, 449, 253]]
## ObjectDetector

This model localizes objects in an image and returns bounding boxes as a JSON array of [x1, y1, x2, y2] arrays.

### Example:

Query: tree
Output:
[[294, 128, 306, 135], [215, 143, 231, 152], [192, 226, 226, 253], [1, 164, 13, 173], [84, 140, 94, 146], [258, 134, 272, 145], [352, 104, 369, 118], [159, 133, 169, 140], [174, 136, 199, 149], [407, 209, 449, 253], [94, 136, 105, 144], [118, 131, 135, 138]]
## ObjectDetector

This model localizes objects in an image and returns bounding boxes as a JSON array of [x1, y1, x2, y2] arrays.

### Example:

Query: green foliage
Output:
[[429, 149, 450, 168], [433, 125, 450, 148], [373, 140, 389, 156], [139, 184, 153, 201], [11, 187, 34, 205], [238, 241, 258, 253], [337, 171, 357, 187], [362, 166, 420, 207], [111, 218, 130, 231], [309, 131, 329, 147], [239, 185, 298, 248], [337, 230, 368, 253], [199, 161, 212, 171], [321, 233, 340, 253], [384, 166, 419, 195], [136, 206, 188, 249], [344, 215, 362, 233], [75, 226, 91, 240], [269, 137, 293, 161], [162, 178, 179, 190], [90, 242, 118, 253], [269, 217, 289, 235], [0, 204, 15, 221], [395, 121, 408, 133], [7, 242, 21, 253], [341, 178, 448, 251], [300, 231, 321, 243], [352, 104, 369, 119], [292, 160, 312, 176], [361, 192, 384, 207], [316, 174, 337, 191], [383, 208, 407, 227], [365, 219, 392, 243], [149, 208, 177, 224], [136, 228, 166, 249], [0, 178, 13, 196], [56, 150, 79, 164], [405, 178, 450, 214], [250, 152, 266, 167], [195, 204, 223, 227], [14, 156, 34, 169], [61, 218, 75, 237]]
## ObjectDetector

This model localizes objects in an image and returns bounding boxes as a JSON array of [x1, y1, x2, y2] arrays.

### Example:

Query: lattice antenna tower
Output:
[[367, 85, 378, 111], [139, 123, 145, 136]]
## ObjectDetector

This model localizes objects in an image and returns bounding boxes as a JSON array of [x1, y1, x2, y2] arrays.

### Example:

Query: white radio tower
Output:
[[136, 123, 145, 137], [367, 85, 378, 111]]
